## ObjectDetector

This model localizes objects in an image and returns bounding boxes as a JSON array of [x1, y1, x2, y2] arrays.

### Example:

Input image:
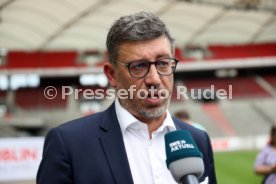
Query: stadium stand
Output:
[[0, 90, 6, 99], [261, 74, 276, 88], [15, 87, 67, 110], [3, 51, 82, 68], [252, 99, 276, 124], [76, 85, 107, 99], [183, 76, 272, 99], [206, 43, 276, 60], [170, 97, 276, 138], [169, 101, 227, 137], [219, 99, 272, 137], [202, 103, 236, 136], [171, 84, 182, 102]]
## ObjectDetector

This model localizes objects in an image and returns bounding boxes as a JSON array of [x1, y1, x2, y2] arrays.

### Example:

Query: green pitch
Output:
[[214, 150, 263, 184]]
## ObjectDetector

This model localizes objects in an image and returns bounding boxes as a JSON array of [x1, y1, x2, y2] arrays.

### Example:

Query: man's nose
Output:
[[144, 64, 161, 86]]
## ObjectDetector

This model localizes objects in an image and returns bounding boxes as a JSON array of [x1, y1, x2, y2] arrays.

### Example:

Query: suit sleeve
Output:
[[36, 128, 73, 184], [205, 131, 217, 184]]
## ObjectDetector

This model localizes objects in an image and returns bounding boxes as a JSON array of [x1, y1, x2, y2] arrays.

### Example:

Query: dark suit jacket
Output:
[[37, 103, 217, 184]]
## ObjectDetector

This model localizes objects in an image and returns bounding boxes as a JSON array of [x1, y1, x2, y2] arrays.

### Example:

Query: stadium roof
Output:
[[0, 0, 276, 51]]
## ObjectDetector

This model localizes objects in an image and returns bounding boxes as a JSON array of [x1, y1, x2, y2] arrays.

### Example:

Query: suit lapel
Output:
[[173, 118, 183, 130], [99, 103, 134, 184]]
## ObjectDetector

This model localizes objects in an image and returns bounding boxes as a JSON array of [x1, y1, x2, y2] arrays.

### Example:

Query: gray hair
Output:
[[106, 11, 175, 64]]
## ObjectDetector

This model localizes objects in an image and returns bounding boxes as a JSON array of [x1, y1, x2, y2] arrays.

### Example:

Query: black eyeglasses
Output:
[[117, 58, 178, 78]]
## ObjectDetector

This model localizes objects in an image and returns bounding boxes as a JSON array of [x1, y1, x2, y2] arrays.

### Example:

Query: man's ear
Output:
[[103, 62, 117, 88]]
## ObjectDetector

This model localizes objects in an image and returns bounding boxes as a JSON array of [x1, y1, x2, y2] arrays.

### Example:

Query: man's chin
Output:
[[139, 105, 167, 119], [120, 98, 169, 118]]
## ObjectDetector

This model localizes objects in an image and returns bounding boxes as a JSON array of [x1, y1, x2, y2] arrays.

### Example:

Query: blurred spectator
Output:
[[254, 125, 276, 184], [174, 110, 206, 131]]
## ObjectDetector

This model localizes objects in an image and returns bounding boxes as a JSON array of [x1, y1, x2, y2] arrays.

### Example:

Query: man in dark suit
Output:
[[37, 11, 217, 184]]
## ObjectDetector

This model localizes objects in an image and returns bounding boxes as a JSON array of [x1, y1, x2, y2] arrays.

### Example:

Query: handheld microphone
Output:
[[165, 130, 204, 184]]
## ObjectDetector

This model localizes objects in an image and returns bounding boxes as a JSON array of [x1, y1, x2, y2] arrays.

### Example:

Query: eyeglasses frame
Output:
[[117, 58, 179, 78]]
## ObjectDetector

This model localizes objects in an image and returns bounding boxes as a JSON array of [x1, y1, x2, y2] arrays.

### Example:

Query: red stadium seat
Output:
[[206, 43, 276, 60], [183, 77, 271, 99], [15, 87, 67, 109], [261, 74, 276, 88]]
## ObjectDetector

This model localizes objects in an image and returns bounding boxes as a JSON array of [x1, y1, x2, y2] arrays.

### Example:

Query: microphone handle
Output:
[[180, 174, 199, 184]]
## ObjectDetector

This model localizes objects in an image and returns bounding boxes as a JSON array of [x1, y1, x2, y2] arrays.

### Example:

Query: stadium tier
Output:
[[3, 51, 83, 68], [0, 90, 6, 98], [0, 42, 276, 70], [0, 42, 275, 138], [183, 76, 272, 99], [206, 43, 276, 60], [15, 87, 67, 110], [261, 74, 276, 88]]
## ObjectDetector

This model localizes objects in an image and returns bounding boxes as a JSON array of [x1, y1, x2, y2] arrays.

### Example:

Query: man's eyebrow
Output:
[[126, 54, 171, 62], [156, 54, 171, 59]]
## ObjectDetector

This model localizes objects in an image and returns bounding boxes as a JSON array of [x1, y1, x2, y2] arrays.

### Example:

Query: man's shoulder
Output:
[[46, 111, 106, 140], [173, 117, 206, 135], [173, 117, 210, 147], [59, 111, 104, 130], [54, 103, 116, 133]]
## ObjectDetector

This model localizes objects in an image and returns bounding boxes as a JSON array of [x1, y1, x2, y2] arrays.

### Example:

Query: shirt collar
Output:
[[115, 98, 176, 134]]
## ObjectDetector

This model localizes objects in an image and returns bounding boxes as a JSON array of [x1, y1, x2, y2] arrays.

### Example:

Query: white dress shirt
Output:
[[115, 99, 177, 184]]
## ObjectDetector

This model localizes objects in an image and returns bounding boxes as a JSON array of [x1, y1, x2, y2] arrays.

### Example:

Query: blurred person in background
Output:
[[255, 125, 276, 184], [36, 11, 216, 184], [175, 110, 206, 131]]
